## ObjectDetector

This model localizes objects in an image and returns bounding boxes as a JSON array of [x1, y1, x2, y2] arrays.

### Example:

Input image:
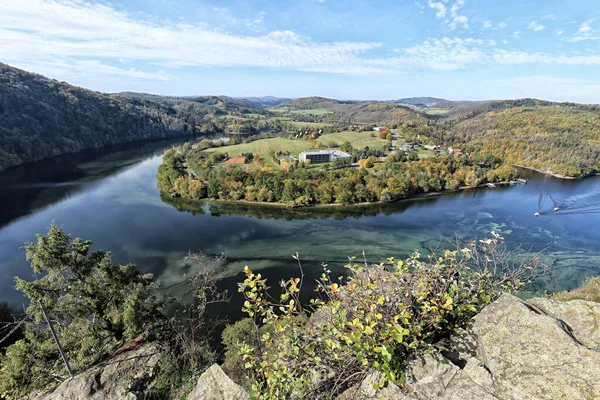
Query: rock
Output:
[[337, 371, 409, 400], [341, 294, 600, 400], [406, 353, 496, 400], [470, 294, 600, 399], [186, 364, 249, 400], [35, 344, 161, 400], [529, 297, 600, 348]]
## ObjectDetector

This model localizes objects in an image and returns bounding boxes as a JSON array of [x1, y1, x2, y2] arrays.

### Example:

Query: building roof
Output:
[[300, 150, 351, 157]]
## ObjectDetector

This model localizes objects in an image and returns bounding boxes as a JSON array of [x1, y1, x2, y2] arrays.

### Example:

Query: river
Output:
[[1, 140, 600, 310]]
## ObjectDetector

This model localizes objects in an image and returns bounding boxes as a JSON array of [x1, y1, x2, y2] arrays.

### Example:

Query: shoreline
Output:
[[511, 164, 600, 180], [174, 180, 517, 210]]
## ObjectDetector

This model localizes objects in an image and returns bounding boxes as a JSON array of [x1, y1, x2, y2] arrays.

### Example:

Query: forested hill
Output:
[[450, 102, 600, 176], [0, 63, 198, 171], [0, 64, 275, 172], [272, 96, 425, 125]]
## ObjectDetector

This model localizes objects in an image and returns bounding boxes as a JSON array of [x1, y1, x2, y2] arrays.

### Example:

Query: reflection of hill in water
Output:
[[0, 137, 192, 227]]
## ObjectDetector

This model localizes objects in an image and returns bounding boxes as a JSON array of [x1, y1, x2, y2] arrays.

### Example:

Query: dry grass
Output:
[[550, 276, 600, 302], [225, 157, 246, 164]]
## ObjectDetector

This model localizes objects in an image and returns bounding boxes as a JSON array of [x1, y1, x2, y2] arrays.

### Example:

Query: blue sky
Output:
[[1, 0, 600, 102]]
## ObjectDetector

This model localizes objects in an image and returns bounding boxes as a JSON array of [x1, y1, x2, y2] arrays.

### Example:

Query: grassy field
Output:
[[280, 120, 332, 129], [204, 137, 315, 167], [204, 131, 388, 169], [417, 149, 438, 159], [319, 131, 388, 150], [288, 108, 333, 116]]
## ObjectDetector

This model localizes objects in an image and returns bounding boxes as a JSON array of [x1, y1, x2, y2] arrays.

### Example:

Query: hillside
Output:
[[3, 61, 600, 177], [233, 96, 291, 108], [0, 64, 197, 171], [0, 65, 273, 172], [390, 96, 454, 106], [274, 96, 425, 125], [452, 102, 600, 176]]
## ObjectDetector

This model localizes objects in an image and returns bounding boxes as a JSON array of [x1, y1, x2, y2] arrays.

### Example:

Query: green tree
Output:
[[0, 224, 163, 397]]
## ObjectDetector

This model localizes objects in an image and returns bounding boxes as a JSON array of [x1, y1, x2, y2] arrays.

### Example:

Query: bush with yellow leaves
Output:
[[235, 233, 548, 399]]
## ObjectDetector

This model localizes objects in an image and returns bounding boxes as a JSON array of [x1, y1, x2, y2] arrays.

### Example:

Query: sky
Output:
[[1, 0, 600, 102]]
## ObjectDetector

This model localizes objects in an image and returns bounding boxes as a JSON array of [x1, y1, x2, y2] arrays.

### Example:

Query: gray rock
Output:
[[337, 371, 410, 400], [407, 353, 496, 400], [338, 294, 600, 400], [186, 364, 249, 400], [35, 344, 161, 400], [529, 297, 600, 348], [470, 294, 600, 400]]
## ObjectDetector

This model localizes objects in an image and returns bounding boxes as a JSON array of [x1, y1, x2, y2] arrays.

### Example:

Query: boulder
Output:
[[35, 344, 160, 400], [338, 294, 600, 400], [337, 371, 409, 400], [529, 297, 600, 348], [186, 364, 249, 400], [470, 294, 600, 399]]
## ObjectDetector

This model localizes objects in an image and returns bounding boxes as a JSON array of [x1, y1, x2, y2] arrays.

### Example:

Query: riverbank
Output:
[[168, 180, 517, 210], [511, 164, 600, 180]]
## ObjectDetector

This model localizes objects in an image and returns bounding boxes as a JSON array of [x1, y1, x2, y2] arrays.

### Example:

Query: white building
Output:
[[299, 150, 351, 164]]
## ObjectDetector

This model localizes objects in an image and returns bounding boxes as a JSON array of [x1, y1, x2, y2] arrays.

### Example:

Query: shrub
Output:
[[236, 233, 547, 399]]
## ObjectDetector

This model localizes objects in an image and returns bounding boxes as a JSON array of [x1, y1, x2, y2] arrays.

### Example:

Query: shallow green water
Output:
[[1, 140, 599, 309]]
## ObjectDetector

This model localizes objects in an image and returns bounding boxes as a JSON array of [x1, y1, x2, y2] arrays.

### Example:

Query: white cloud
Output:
[[567, 20, 600, 41], [497, 21, 508, 29], [14, 59, 169, 81], [2, 0, 600, 82], [493, 50, 600, 66], [482, 20, 493, 29], [528, 21, 545, 31], [556, 29, 564, 36], [512, 31, 520, 38], [427, 0, 467, 29], [390, 37, 486, 70], [0, 0, 385, 75], [428, 1, 447, 18], [448, 0, 468, 30]]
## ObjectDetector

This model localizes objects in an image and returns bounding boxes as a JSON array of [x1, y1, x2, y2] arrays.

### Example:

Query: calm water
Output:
[[1, 141, 600, 308]]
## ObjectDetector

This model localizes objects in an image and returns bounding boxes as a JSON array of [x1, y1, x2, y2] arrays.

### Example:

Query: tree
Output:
[[0, 224, 163, 396], [340, 141, 354, 154], [407, 151, 419, 161], [378, 127, 390, 139], [188, 179, 206, 199]]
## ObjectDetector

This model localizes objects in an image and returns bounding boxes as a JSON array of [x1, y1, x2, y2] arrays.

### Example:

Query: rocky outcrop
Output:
[[339, 294, 600, 400], [34, 344, 161, 400], [529, 297, 600, 348], [186, 364, 249, 400], [30, 295, 600, 400]]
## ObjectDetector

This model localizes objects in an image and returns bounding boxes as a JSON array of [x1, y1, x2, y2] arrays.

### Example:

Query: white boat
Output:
[[534, 212, 540, 216], [554, 207, 560, 212]]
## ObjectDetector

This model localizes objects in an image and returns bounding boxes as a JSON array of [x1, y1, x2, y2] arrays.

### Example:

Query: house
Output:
[[299, 150, 351, 164], [448, 147, 463, 156], [373, 127, 385, 131], [400, 143, 418, 152], [424, 145, 441, 151]]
